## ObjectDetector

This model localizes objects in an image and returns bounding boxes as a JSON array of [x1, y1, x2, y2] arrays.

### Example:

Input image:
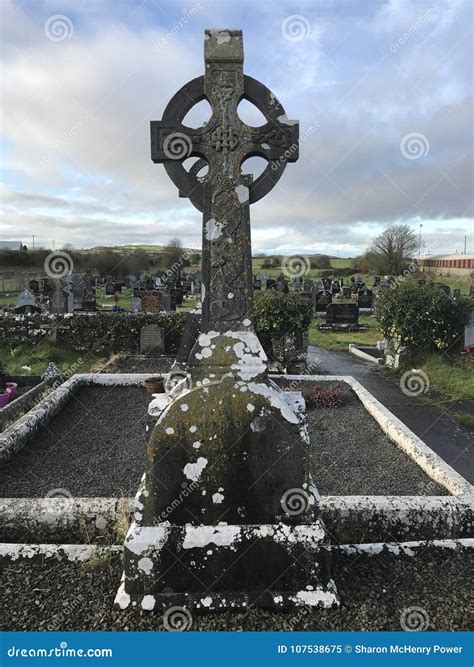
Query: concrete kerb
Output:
[[0, 373, 160, 463], [348, 344, 385, 365]]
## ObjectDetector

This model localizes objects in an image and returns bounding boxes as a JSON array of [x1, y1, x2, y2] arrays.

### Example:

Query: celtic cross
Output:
[[151, 29, 299, 332]]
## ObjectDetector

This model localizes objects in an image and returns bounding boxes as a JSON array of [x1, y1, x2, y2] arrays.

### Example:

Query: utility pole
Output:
[[464, 236, 467, 255], [418, 223, 423, 258], [32, 235, 35, 251]]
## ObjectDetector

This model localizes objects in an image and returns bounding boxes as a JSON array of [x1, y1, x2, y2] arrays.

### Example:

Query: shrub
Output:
[[253, 291, 313, 354], [302, 386, 344, 408], [376, 279, 471, 352]]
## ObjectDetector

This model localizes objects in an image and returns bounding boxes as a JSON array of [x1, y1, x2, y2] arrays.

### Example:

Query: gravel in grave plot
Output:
[[0, 386, 150, 498], [0, 548, 471, 631], [275, 379, 448, 496]]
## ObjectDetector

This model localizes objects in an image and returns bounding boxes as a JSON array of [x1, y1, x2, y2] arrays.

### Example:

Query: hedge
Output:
[[0, 312, 187, 354]]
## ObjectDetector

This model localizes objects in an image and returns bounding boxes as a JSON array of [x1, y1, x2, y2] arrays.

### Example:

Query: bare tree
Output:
[[165, 237, 189, 277], [369, 224, 418, 274]]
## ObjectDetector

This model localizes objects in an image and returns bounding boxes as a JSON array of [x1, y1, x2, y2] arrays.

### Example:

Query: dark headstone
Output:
[[29, 279, 40, 295], [326, 303, 359, 326], [357, 289, 373, 309], [313, 291, 332, 313], [105, 280, 115, 296], [82, 272, 96, 311]]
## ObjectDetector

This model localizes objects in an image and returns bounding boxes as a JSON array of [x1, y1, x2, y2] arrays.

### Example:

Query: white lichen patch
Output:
[[165, 427, 174, 435], [192, 441, 201, 449], [243, 319, 251, 327], [183, 457, 208, 482], [190, 425, 197, 433], [205, 218, 224, 241], [212, 492, 224, 504], [292, 589, 338, 607], [138, 556, 153, 574], [235, 184, 249, 203], [246, 403, 255, 412], [141, 595, 156, 610], [228, 293, 234, 299], [180, 404, 189, 412], [182, 525, 241, 549], [201, 596, 213, 607], [277, 114, 298, 126]]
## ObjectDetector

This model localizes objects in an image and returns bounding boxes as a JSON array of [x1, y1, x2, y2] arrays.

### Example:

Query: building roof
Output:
[[0, 241, 24, 250], [418, 254, 474, 260]]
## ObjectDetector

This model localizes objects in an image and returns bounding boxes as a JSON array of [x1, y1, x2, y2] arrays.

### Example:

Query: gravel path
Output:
[[0, 387, 150, 498], [0, 382, 447, 497], [0, 548, 470, 631]]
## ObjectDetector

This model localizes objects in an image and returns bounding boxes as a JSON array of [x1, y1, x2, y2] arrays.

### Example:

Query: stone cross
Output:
[[151, 29, 298, 332]]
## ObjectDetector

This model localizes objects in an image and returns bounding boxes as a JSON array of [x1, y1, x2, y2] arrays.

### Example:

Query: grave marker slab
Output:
[[140, 325, 165, 356]]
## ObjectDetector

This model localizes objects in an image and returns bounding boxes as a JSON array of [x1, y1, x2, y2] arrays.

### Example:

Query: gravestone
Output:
[[342, 286, 351, 298], [160, 292, 176, 312], [140, 325, 165, 356], [117, 29, 336, 613], [71, 275, 84, 302], [464, 310, 474, 349], [357, 289, 373, 309], [313, 290, 332, 313], [326, 303, 359, 327], [140, 291, 162, 314], [15, 289, 41, 314], [105, 279, 115, 296], [49, 279, 68, 314], [436, 283, 450, 296], [294, 280, 303, 292], [82, 272, 96, 311], [29, 279, 40, 295], [453, 288, 461, 300]]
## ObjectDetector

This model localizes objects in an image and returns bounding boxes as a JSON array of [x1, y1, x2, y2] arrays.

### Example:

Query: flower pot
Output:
[[144, 377, 165, 394], [0, 382, 18, 408]]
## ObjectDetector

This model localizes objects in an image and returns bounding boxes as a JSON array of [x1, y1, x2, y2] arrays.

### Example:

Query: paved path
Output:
[[306, 346, 474, 485]]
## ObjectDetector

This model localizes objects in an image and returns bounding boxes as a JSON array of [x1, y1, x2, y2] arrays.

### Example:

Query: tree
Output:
[[369, 224, 418, 275], [309, 254, 331, 269]]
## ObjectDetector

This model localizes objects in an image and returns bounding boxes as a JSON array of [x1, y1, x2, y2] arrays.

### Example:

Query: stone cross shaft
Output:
[[151, 29, 299, 332]]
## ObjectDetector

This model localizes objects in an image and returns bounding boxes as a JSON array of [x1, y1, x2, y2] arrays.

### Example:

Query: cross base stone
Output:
[[116, 516, 338, 612]]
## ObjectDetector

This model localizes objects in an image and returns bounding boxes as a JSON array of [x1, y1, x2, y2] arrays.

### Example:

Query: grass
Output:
[[420, 354, 474, 402], [456, 414, 474, 430], [0, 291, 20, 306], [0, 340, 101, 376], [308, 314, 383, 351]]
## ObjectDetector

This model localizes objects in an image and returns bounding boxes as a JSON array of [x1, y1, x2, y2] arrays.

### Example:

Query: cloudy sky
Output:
[[1, 0, 472, 257]]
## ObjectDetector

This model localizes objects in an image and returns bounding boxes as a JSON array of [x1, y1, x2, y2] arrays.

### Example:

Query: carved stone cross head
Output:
[[151, 29, 299, 332]]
